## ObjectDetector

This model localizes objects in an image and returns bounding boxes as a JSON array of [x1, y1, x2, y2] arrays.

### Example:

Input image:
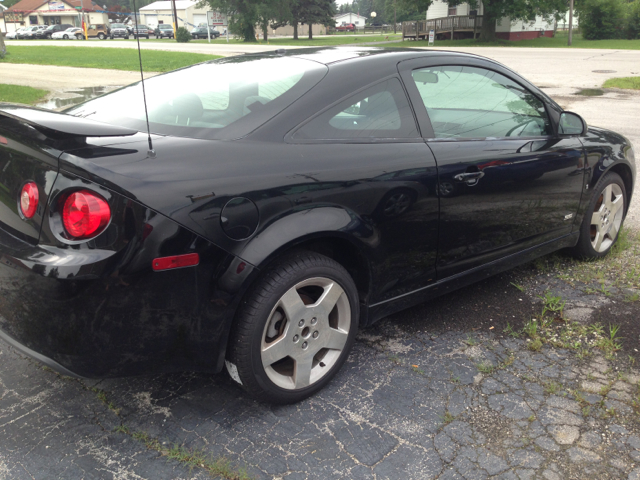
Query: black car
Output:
[[191, 26, 219, 39], [154, 24, 175, 38], [0, 48, 635, 404], [36, 23, 75, 39]]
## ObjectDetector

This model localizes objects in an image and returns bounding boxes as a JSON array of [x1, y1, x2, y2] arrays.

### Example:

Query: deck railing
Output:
[[402, 15, 483, 40]]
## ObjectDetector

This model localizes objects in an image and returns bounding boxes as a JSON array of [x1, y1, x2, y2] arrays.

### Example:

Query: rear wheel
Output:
[[227, 252, 359, 404], [98, 33, 105, 40], [571, 171, 627, 259]]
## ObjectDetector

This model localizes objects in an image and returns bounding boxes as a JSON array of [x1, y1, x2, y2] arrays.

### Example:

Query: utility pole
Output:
[[171, 0, 178, 38], [394, 0, 396, 34], [80, 0, 87, 39], [568, 0, 574, 46]]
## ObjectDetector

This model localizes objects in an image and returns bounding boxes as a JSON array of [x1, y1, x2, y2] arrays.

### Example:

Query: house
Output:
[[334, 12, 367, 27], [2, 0, 108, 33], [139, 0, 215, 29], [426, 0, 557, 40]]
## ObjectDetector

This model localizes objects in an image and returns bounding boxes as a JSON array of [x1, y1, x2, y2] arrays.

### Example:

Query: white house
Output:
[[426, 0, 560, 40], [139, 0, 214, 29], [334, 13, 367, 27]]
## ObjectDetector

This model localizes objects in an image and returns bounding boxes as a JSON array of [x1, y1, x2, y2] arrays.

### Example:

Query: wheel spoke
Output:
[[591, 210, 602, 227], [610, 194, 624, 216], [261, 336, 290, 367], [603, 184, 614, 210], [594, 230, 605, 252], [293, 357, 313, 389], [324, 328, 349, 351], [316, 282, 344, 317], [607, 221, 619, 241], [279, 288, 307, 321]]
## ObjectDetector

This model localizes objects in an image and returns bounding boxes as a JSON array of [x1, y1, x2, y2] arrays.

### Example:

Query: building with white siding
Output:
[[426, 0, 561, 40]]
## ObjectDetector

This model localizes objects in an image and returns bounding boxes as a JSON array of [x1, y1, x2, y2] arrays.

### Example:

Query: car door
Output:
[[285, 76, 440, 304], [399, 57, 586, 279]]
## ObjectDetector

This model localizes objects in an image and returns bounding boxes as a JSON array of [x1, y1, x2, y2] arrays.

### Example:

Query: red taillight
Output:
[[20, 182, 39, 219], [62, 190, 111, 240], [152, 253, 199, 271]]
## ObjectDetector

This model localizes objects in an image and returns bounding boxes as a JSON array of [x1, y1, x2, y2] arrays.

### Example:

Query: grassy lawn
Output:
[[111, 33, 402, 46], [0, 46, 220, 72], [603, 77, 640, 90], [398, 32, 640, 50], [0, 84, 49, 104]]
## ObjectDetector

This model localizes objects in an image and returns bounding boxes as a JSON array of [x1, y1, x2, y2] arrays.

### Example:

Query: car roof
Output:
[[262, 46, 494, 68]]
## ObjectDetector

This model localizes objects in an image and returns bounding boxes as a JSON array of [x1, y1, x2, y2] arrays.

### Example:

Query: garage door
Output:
[[193, 14, 206, 27]]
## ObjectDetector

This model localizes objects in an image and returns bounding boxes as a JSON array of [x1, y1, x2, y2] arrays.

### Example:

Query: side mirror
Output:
[[559, 112, 587, 136]]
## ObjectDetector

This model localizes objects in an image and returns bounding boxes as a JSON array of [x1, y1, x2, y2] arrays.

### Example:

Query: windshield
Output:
[[111, 24, 125, 28], [66, 56, 328, 141]]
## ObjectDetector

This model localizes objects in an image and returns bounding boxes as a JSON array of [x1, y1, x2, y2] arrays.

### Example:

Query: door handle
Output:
[[454, 172, 485, 185]]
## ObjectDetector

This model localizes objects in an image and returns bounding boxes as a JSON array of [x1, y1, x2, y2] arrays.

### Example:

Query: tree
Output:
[[577, 0, 626, 39], [444, 0, 568, 41], [271, 0, 335, 40], [199, 0, 260, 41], [298, 0, 335, 39]]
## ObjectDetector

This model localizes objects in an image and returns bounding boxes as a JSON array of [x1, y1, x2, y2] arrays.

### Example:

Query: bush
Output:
[[626, 1, 640, 39], [578, 0, 626, 40], [176, 27, 191, 43]]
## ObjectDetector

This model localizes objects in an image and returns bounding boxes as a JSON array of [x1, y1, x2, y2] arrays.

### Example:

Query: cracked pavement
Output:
[[2, 260, 640, 479], [1, 49, 640, 479]]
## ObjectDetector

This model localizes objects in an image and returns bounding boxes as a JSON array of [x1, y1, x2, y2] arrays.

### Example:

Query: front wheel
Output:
[[571, 171, 627, 259], [227, 252, 359, 404], [63, 34, 68, 39]]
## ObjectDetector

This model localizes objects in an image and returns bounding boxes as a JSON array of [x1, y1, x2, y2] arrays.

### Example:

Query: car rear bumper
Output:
[[0, 227, 254, 378]]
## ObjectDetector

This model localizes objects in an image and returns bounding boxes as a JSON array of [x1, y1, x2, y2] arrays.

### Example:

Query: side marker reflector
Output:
[[153, 253, 200, 271]]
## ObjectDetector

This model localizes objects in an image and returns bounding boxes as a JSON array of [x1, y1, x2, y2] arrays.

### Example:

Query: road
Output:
[[1, 45, 640, 480]]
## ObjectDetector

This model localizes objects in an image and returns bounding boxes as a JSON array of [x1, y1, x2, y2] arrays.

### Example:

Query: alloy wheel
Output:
[[383, 192, 412, 217], [260, 277, 351, 390], [590, 183, 624, 253]]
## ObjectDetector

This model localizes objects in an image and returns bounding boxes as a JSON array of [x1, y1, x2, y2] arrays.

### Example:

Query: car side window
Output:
[[411, 66, 552, 139], [292, 78, 419, 141]]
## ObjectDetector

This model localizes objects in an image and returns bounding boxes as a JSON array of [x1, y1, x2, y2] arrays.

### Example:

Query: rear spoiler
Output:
[[0, 103, 137, 137]]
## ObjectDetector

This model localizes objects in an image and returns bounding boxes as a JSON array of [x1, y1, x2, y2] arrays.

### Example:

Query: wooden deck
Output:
[[402, 15, 483, 41]]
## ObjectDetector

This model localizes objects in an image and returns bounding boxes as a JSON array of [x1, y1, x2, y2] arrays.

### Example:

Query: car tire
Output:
[[125, 35, 129, 39], [571, 171, 627, 259], [374, 188, 416, 220], [63, 34, 68, 39], [98, 33, 105, 40], [227, 251, 359, 404]]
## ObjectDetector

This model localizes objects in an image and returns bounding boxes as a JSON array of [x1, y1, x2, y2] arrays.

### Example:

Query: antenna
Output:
[[132, 0, 155, 158]]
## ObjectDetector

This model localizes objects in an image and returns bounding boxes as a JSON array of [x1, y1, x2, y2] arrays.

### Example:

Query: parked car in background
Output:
[[109, 23, 130, 39], [82, 24, 109, 39], [336, 23, 356, 31], [51, 27, 83, 40], [17, 26, 46, 39], [36, 23, 74, 39], [191, 25, 219, 39], [154, 24, 174, 39], [132, 24, 150, 39], [5, 28, 27, 39]]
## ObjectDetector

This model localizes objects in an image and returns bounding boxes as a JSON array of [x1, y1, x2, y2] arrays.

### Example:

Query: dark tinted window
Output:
[[411, 66, 552, 139], [66, 57, 327, 141], [292, 78, 419, 141]]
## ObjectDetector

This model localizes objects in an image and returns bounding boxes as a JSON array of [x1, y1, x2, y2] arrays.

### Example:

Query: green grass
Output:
[[397, 32, 640, 50], [603, 77, 640, 90], [0, 46, 220, 72], [111, 33, 402, 47], [0, 84, 48, 104]]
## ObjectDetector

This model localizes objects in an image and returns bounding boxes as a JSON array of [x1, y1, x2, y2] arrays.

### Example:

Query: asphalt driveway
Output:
[[1, 47, 640, 479]]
